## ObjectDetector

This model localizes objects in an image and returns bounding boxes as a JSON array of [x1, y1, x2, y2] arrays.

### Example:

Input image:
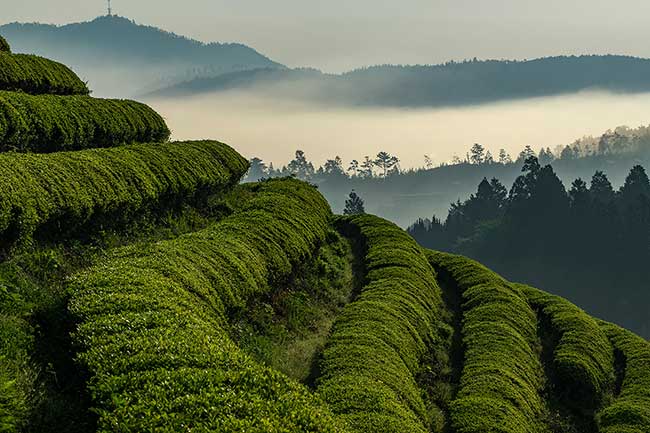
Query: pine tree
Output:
[[286, 150, 315, 180], [246, 157, 267, 182], [374, 152, 399, 178], [344, 190, 365, 215], [360, 156, 374, 178], [469, 143, 485, 164], [348, 159, 359, 177], [498, 149, 512, 164]]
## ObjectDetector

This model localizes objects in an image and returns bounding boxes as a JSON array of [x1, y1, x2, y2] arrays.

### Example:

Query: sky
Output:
[[3, 0, 650, 71]]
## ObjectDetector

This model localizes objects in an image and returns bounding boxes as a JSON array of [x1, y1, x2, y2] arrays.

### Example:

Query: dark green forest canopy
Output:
[[409, 157, 650, 338]]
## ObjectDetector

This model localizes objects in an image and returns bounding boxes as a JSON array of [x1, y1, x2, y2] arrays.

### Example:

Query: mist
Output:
[[147, 90, 650, 169]]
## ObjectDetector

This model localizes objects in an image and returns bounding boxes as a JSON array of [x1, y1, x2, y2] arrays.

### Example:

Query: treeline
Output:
[[247, 124, 650, 183], [156, 55, 650, 107], [245, 124, 650, 228], [340, 56, 650, 107], [409, 156, 650, 337]]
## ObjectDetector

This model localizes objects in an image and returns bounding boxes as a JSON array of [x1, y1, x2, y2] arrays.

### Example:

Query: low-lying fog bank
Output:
[[148, 89, 650, 169]]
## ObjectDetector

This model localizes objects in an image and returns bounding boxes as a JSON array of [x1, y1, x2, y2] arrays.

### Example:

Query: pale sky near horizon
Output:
[[2, 0, 650, 72]]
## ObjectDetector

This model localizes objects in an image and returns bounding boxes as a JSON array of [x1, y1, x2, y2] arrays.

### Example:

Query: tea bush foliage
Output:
[[0, 52, 88, 95], [427, 251, 548, 433], [69, 178, 350, 432], [0, 91, 170, 152], [597, 322, 650, 433], [0, 36, 9, 53], [520, 285, 615, 407], [0, 140, 248, 247], [316, 214, 446, 433]]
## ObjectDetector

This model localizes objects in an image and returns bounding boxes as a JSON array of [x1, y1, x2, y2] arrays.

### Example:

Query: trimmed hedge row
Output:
[[0, 91, 170, 152], [427, 251, 547, 433], [0, 140, 248, 247], [68, 178, 348, 432], [597, 322, 650, 433], [520, 285, 615, 408], [316, 215, 446, 433], [0, 52, 88, 95], [0, 36, 9, 53]]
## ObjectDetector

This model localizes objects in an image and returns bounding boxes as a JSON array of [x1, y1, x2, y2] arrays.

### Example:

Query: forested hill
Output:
[[0, 15, 284, 96], [150, 55, 650, 106], [409, 157, 650, 338]]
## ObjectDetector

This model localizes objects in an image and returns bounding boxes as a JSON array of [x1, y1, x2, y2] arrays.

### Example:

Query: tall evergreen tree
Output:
[[498, 149, 512, 164], [590, 171, 615, 204], [343, 190, 365, 215], [359, 156, 374, 178], [286, 150, 315, 180], [469, 143, 486, 164], [373, 152, 399, 179], [323, 156, 345, 176], [246, 157, 267, 182]]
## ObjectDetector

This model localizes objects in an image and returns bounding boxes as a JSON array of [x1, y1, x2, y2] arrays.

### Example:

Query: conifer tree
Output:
[[344, 190, 365, 215]]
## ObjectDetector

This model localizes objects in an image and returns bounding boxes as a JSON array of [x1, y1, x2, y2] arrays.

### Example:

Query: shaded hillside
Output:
[[151, 55, 650, 107], [1, 38, 648, 433], [409, 156, 650, 338], [0, 15, 284, 97]]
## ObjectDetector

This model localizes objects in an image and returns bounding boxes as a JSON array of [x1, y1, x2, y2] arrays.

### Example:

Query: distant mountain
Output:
[[0, 15, 284, 97], [149, 67, 328, 98], [150, 55, 650, 107]]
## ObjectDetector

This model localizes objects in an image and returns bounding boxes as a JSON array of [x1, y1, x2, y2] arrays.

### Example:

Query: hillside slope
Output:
[[0, 15, 284, 97], [0, 39, 648, 433]]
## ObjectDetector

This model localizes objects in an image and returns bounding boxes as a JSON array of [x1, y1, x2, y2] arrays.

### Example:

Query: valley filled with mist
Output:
[[149, 88, 650, 170]]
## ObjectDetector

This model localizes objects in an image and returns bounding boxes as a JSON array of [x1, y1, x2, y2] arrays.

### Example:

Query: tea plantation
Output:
[[0, 36, 648, 433]]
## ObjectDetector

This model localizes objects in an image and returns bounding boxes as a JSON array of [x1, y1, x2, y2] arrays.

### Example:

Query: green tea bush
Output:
[[316, 215, 445, 433], [521, 285, 614, 408], [0, 91, 170, 152], [0, 36, 9, 53], [0, 52, 88, 95], [69, 178, 348, 432], [0, 140, 248, 247], [427, 251, 547, 433], [597, 322, 650, 433]]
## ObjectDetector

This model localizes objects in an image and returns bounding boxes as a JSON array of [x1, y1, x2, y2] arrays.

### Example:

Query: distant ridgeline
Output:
[[150, 55, 650, 106], [0, 36, 649, 433]]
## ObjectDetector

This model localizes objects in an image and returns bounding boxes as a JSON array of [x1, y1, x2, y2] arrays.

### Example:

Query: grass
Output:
[[230, 229, 356, 383]]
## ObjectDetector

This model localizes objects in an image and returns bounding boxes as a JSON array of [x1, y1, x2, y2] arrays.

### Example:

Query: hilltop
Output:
[[0, 15, 284, 96]]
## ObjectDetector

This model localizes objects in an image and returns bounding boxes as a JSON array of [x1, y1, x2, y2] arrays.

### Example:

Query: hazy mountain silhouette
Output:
[[0, 15, 284, 96], [150, 55, 650, 107]]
